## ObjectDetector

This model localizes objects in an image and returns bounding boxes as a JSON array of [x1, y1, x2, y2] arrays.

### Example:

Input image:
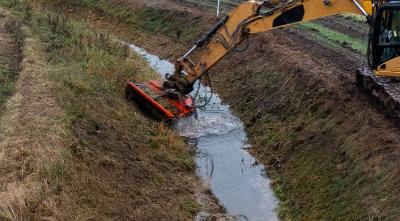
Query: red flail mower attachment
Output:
[[125, 80, 195, 122]]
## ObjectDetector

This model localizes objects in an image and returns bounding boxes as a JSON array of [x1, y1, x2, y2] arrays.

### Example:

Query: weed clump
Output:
[[0, 15, 23, 113], [0, 65, 16, 105]]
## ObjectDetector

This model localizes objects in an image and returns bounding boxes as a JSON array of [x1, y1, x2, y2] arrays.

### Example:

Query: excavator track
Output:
[[356, 68, 400, 118]]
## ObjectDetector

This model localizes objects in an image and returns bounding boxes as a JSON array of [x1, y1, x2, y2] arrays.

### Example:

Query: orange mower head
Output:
[[125, 80, 195, 122]]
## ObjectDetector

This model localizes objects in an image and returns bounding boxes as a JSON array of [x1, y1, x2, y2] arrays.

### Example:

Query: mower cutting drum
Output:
[[125, 80, 195, 122]]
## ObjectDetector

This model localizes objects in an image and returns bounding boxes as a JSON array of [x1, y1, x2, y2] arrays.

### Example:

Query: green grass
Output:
[[24, 10, 159, 89], [228, 68, 381, 220], [181, 198, 201, 216], [0, 14, 22, 113], [246, 107, 375, 220], [237, 68, 399, 220], [299, 22, 367, 54], [0, 65, 16, 107]]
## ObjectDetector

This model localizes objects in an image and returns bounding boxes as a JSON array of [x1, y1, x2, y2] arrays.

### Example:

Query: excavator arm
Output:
[[126, 0, 373, 121], [165, 0, 371, 94]]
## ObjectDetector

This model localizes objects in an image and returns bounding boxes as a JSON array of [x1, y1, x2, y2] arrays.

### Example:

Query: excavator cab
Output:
[[369, 3, 400, 74]]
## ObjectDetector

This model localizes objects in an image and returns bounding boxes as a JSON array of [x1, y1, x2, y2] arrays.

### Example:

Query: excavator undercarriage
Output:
[[357, 68, 400, 118]]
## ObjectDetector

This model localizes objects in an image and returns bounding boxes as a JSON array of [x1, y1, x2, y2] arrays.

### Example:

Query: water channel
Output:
[[128, 44, 278, 221]]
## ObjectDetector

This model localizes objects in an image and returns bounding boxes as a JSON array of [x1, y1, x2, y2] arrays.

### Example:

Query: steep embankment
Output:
[[54, 0, 214, 59], [0, 2, 198, 220], [20, 0, 400, 220], [211, 17, 400, 220]]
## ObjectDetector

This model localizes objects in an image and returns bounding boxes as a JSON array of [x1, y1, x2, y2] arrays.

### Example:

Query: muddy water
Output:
[[128, 44, 278, 221]]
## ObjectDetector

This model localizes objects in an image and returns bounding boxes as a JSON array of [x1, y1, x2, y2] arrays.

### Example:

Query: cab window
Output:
[[377, 9, 400, 64]]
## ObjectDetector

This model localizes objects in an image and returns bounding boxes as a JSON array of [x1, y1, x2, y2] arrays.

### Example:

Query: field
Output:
[[0, 0, 399, 220]]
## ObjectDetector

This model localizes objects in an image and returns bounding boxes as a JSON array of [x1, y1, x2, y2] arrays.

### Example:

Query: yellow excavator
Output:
[[126, 0, 400, 122]]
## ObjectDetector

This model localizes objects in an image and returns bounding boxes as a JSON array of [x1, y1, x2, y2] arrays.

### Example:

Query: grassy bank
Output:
[[210, 30, 400, 220], [32, 0, 217, 61], [0, 1, 198, 220], [39, 0, 200, 41]]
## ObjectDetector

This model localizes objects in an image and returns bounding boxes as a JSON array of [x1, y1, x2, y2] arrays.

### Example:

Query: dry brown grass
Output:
[[0, 25, 68, 220]]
